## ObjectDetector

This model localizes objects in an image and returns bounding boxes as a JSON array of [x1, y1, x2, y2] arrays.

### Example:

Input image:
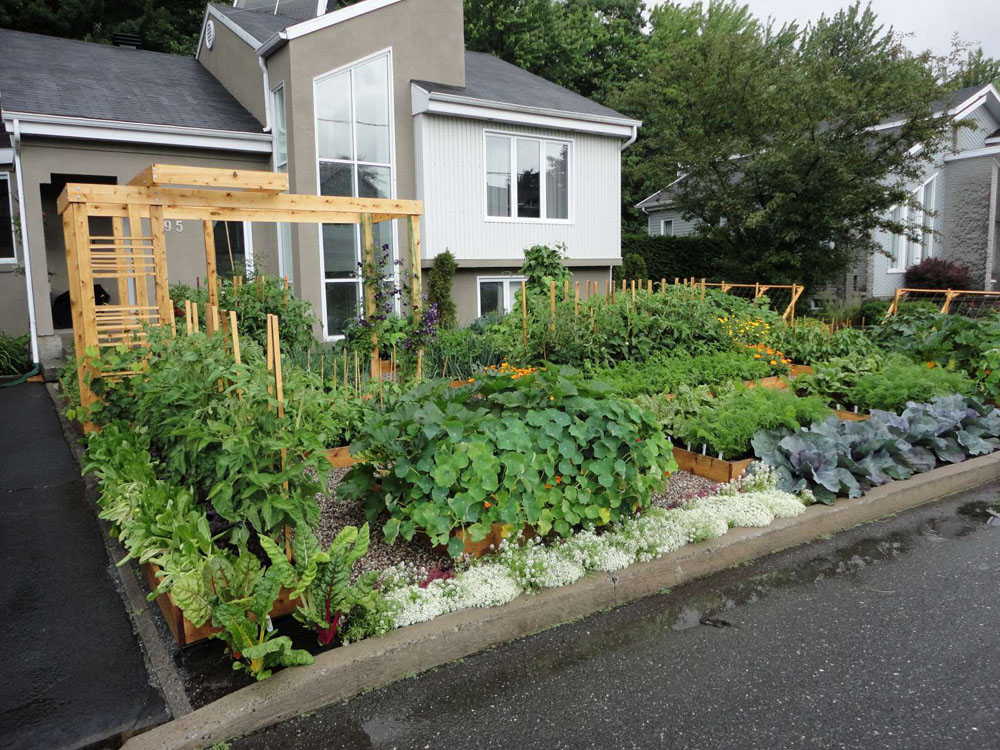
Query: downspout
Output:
[[258, 55, 273, 134], [621, 123, 638, 151], [11, 119, 40, 365]]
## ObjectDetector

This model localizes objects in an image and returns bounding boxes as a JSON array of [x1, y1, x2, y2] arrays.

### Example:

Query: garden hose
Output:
[[0, 363, 41, 388]]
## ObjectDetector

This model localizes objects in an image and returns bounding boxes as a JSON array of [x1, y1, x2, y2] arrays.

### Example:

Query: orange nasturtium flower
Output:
[[926, 361, 936, 369]]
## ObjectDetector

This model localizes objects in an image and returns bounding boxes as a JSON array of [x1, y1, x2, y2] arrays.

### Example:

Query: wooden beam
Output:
[[128, 164, 290, 193], [59, 183, 422, 217], [148, 204, 171, 326], [360, 213, 379, 378]]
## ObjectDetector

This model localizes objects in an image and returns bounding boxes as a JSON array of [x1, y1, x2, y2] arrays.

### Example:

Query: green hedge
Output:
[[619, 233, 737, 283]]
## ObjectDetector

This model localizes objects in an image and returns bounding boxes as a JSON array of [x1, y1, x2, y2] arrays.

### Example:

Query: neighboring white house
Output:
[[0, 0, 638, 372], [636, 84, 1000, 299]]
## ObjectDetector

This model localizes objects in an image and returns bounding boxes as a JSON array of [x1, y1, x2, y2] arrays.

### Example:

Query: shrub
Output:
[[339, 365, 676, 556], [619, 233, 738, 283], [614, 252, 648, 282], [753, 396, 1000, 503], [521, 243, 571, 293], [0, 330, 31, 376], [903, 258, 974, 290], [426, 251, 458, 329], [644, 383, 831, 460]]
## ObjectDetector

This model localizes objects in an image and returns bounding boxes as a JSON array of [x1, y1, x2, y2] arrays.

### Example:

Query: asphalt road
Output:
[[0, 384, 167, 750], [232, 482, 1000, 750]]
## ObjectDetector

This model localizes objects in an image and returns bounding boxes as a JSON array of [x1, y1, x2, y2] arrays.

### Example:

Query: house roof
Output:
[[0, 28, 263, 133], [210, 3, 299, 44], [414, 52, 631, 122]]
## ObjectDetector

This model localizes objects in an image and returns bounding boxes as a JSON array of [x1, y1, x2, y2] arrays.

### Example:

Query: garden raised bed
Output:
[[141, 563, 299, 648], [672, 446, 753, 482]]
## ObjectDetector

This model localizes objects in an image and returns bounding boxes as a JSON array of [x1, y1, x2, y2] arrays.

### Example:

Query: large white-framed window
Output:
[[314, 48, 396, 339], [0, 174, 15, 262], [661, 219, 674, 237], [485, 132, 571, 222], [888, 174, 937, 273], [477, 275, 527, 318]]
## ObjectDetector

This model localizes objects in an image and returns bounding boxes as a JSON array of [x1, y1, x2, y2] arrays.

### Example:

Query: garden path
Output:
[[0, 383, 167, 750], [231, 481, 1000, 750]]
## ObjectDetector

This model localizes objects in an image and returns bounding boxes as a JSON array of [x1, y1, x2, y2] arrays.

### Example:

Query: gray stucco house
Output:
[[0, 0, 639, 370], [637, 84, 1000, 301]]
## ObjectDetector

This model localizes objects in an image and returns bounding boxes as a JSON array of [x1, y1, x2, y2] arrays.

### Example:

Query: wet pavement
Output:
[[232, 483, 1000, 750], [0, 384, 168, 750]]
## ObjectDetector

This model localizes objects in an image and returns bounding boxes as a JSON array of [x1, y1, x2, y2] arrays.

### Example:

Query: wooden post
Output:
[[647, 279, 653, 294], [574, 282, 580, 317], [63, 204, 98, 424], [661, 277, 666, 293], [111, 217, 130, 311], [782, 284, 804, 322], [887, 288, 904, 317], [360, 213, 379, 378], [630, 279, 636, 302], [549, 280, 556, 332], [191, 302, 199, 333], [521, 279, 528, 348], [700, 278, 706, 301], [605, 279, 611, 299], [229, 311, 241, 363], [184, 299, 193, 335], [941, 289, 957, 314], [408, 215, 423, 380], [148, 205, 171, 328], [127, 204, 149, 311], [563, 278, 570, 300]]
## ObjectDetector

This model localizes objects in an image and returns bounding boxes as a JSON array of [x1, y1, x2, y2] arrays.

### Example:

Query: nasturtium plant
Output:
[[339, 365, 677, 557]]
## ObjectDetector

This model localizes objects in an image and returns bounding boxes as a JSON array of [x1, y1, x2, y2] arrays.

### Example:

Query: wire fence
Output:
[[886, 288, 1000, 318]]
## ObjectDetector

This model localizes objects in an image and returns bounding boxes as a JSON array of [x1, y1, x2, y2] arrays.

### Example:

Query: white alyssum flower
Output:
[[385, 578, 456, 628], [697, 493, 775, 528], [451, 565, 522, 609], [561, 529, 633, 572], [755, 489, 808, 518]]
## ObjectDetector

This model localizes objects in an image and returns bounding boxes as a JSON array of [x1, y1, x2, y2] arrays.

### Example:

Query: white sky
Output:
[[650, 0, 1000, 59]]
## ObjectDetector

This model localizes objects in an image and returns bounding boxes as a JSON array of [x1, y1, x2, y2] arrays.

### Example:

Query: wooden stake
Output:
[[605, 279, 611, 299], [563, 278, 570, 301], [203, 220, 219, 307], [574, 282, 580, 317], [549, 280, 556, 332], [191, 302, 200, 333], [184, 299, 193, 335], [661, 278, 667, 293], [229, 311, 241, 363], [521, 279, 528, 348], [360, 213, 379, 378]]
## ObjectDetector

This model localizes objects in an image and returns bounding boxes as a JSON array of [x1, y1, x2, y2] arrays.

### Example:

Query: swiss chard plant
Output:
[[339, 365, 676, 557], [752, 395, 1000, 503]]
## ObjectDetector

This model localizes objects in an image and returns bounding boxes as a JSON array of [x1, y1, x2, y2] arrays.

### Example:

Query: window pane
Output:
[[319, 162, 354, 197], [517, 139, 541, 218], [922, 179, 936, 258], [0, 179, 13, 260], [889, 206, 902, 268], [323, 224, 358, 279], [213, 221, 245, 278], [354, 56, 390, 164], [358, 165, 390, 199], [316, 71, 352, 160], [479, 281, 503, 318], [273, 86, 287, 167], [662, 220, 673, 237], [486, 135, 511, 217], [544, 141, 569, 220], [278, 222, 293, 283], [325, 282, 359, 337]]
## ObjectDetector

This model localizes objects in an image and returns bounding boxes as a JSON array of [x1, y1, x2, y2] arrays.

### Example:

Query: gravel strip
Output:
[[650, 470, 719, 510]]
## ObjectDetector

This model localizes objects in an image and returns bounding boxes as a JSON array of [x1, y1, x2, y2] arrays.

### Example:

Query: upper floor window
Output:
[[272, 84, 288, 170], [485, 133, 570, 221], [314, 51, 395, 338], [0, 174, 15, 262], [889, 175, 936, 272]]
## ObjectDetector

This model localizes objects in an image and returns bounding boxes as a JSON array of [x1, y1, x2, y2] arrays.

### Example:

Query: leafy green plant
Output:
[[587, 350, 787, 397], [0, 330, 31, 376], [426, 250, 458, 328], [767, 319, 880, 363], [170, 538, 313, 680], [645, 383, 831, 460], [340, 365, 676, 556], [753, 396, 1000, 503], [520, 243, 571, 293], [290, 525, 381, 645], [420, 324, 508, 379]]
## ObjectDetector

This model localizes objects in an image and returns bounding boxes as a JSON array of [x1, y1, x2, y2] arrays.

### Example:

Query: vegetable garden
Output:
[[59, 166, 1000, 688]]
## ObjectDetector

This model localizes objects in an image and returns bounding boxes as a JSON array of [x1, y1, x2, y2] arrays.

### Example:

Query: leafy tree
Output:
[[939, 39, 1000, 89], [620, 2, 954, 291]]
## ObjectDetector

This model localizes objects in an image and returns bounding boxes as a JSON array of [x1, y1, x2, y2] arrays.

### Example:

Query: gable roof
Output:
[[414, 52, 630, 122], [209, 3, 299, 45], [0, 28, 262, 134]]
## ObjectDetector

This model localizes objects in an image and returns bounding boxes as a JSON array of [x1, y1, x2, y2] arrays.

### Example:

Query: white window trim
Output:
[[0, 173, 16, 263], [887, 173, 937, 274], [661, 219, 674, 237], [477, 275, 528, 317], [271, 82, 288, 172], [313, 48, 398, 341], [483, 130, 573, 225]]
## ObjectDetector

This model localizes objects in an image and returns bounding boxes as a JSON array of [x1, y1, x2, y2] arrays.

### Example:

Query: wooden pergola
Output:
[[58, 163, 423, 411]]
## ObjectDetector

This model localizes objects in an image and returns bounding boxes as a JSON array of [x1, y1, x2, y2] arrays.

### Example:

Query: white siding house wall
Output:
[[955, 106, 1000, 152], [645, 207, 699, 237], [415, 114, 622, 263]]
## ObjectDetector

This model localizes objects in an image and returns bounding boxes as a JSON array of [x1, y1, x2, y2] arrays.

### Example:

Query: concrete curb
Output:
[[123, 451, 1000, 750]]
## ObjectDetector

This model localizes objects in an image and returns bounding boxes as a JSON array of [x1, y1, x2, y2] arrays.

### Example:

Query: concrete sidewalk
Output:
[[0, 384, 168, 750]]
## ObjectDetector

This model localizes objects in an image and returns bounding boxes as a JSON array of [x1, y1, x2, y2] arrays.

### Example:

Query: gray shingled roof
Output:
[[988, 127, 1000, 141], [0, 28, 263, 133], [415, 51, 633, 121], [211, 3, 298, 44]]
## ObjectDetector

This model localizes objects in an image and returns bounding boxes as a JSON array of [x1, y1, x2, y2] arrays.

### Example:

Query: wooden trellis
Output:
[[58, 163, 424, 420]]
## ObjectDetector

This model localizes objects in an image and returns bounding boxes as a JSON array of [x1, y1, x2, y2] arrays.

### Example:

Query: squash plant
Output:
[[340, 365, 676, 557]]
